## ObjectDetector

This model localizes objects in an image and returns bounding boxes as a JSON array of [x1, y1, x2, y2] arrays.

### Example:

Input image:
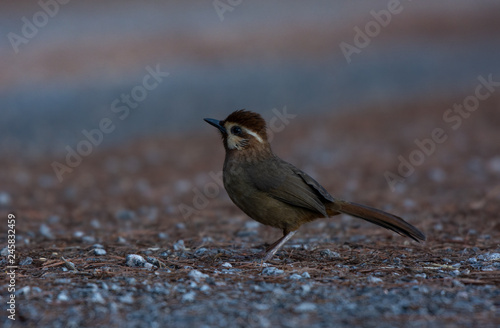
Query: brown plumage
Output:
[[204, 110, 425, 262]]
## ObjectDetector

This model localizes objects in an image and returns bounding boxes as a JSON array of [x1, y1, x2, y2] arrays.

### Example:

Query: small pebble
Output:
[[126, 254, 146, 267], [295, 302, 317, 313], [48, 215, 60, 224], [262, 267, 284, 276], [19, 257, 33, 266], [91, 292, 106, 304], [487, 156, 500, 173], [57, 291, 70, 302], [173, 240, 186, 251], [188, 270, 209, 283], [39, 224, 54, 239], [194, 248, 207, 257], [119, 294, 135, 304], [319, 249, 340, 259], [221, 262, 232, 268], [94, 249, 107, 256], [301, 272, 311, 279], [0, 192, 11, 206], [181, 291, 196, 302], [0, 247, 9, 256], [485, 253, 500, 261], [90, 219, 101, 229], [82, 236, 96, 244], [73, 231, 85, 238], [289, 273, 302, 280], [367, 276, 383, 284], [200, 285, 211, 292], [115, 209, 136, 221]]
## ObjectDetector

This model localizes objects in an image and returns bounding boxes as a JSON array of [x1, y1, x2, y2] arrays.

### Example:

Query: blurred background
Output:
[[2, 3, 500, 326], [1, 0, 500, 156]]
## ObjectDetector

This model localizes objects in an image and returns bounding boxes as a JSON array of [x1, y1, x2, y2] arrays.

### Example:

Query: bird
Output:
[[204, 110, 425, 262]]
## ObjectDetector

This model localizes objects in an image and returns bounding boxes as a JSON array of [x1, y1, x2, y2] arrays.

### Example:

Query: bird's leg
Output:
[[262, 230, 297, 262]]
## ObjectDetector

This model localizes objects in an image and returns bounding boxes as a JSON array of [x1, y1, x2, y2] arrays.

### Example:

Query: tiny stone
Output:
[[144, 263, 154, 270], [92, 244, 104, 249], [115, 209, 136, 221], [158, 232, 169, 239], [244, 221, 260, 229], [117, 236, 127, 243], [202, 236, 214, 243], [367, 276, 383, 284], [57, 291, 70, 302], [159, 251, 171, 257], [188, 270, 209, 283], [0, 192, 11, 206], [173, 240, 186, 251], [90, 219, 101, 229], [0, 247, 8, 256], [200, 285, 211, 292], [119, 294, 135, 304], [82, 235, 96, 244], [20, 257, 33, 266], [126, 254, 146, 267], [289, 273, 302, 280], [16, 286, 31, 295], [221, 262, 232, 268], [301, 272, 311, 279], [429, 168, 446, 182], [262, 267, 284, 276], [488, 156, 500, 173], [485, 253, 500, 261], [176, 223, 186, 230], [181, 291, 196, 302], [91, 292, 106, 304], [319, 249, 340, 259], [73, 231, 84, 238], [47, 215, 60, 224], [295, 302, 317, 313], [194, 248, 207, 257], [39, 224, 54, 239], [94, 249, 107, 256]]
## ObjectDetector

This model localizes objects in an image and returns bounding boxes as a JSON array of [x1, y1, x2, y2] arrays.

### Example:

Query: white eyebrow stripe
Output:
[[243, 127, 263, 143]]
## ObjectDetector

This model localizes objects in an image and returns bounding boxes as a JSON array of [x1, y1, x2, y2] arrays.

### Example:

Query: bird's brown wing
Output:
[[247, 157, 334, 217]]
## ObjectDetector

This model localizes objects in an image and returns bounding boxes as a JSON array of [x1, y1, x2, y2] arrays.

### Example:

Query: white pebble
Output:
[[295, 302, 317, 313], [181, 291, 196, 302], [367, 276, 383, 284], [125, 254, 146, 267], [94, 249, 107, 256], [188, 270, 208, 283]]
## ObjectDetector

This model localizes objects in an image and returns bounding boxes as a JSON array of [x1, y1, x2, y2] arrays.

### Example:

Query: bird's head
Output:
[[204, 110, 270, 152]]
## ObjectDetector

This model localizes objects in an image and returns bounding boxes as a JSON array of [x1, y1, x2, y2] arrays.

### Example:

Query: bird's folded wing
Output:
[[247, 158, 334, 217]]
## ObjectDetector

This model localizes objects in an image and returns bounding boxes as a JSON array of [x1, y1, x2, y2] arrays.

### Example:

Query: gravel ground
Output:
[[1, 96, 500, 327]]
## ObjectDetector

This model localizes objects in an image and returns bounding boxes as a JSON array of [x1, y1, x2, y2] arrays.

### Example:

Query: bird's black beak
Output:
[[204, 118, 227, 134]]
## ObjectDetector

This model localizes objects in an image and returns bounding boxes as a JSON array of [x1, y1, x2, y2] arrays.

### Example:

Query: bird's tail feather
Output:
[[328, 201, 425, 242]]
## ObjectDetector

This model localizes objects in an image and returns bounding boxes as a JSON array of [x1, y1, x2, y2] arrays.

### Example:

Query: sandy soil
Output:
[[1, 94, 499, 327]]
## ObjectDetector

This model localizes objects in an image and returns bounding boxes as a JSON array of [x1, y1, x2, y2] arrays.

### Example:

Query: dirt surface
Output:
[[1, 95, 500, 327]]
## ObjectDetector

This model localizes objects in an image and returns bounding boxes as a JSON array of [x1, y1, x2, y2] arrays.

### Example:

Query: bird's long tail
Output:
[[328, 201, 426, 242]]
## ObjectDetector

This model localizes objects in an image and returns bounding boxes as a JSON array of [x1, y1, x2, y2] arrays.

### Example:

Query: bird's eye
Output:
[[231, 126, 242, 135]]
